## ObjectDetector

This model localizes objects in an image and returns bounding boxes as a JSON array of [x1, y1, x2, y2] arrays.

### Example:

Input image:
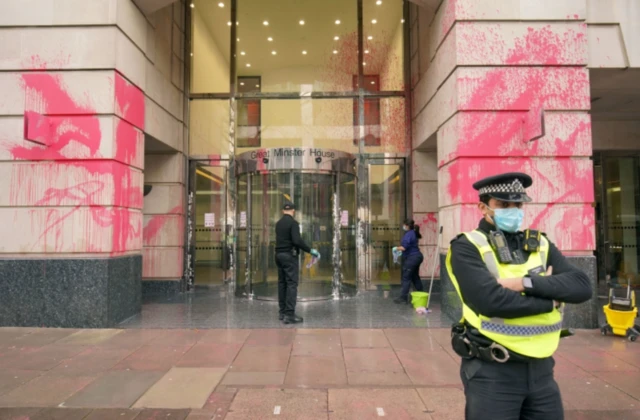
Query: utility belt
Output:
[[451, 322, 574, 364]]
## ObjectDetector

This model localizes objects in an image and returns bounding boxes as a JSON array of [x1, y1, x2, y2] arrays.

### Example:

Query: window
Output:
[[237, 76, 261, 147], [353, 75, 381, 146]]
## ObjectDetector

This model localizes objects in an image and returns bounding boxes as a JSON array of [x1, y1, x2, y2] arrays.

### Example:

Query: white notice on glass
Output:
[[204, 213, 215, 228], [340, 210, 349, 227], [240, 211, 247, 228]]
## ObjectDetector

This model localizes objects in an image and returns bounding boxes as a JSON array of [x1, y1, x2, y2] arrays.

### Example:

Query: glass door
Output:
[[367, 159, 406, 289], [602, 156, 640, 289], [191, 163, 228, 288]]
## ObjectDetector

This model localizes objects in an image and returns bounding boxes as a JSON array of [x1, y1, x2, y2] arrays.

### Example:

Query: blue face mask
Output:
[[491, 207, 524, 233], [403, 226, 409, 231]]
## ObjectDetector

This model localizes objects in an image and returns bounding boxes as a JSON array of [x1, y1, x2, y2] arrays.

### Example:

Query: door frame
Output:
[[185, 157, 231, 291]]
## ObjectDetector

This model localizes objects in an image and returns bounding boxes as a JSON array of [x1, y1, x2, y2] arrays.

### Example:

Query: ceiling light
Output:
[[372, 19, 377, 24], [335, 19, 341, 25], [333, 50, 338, 54], [272, 51, 277, 55], [227, 21, 231, 26], [299, 20, 305, 25], [190, 3, 194, 8], [302, 50, 307, 55], [268, 37, 273, 41], [368, 35, 373, 40], [190, 52, 193, 56], [263, 20, 269, 26], [256, 84, 260, 88], [218, 2, 224, 7], [240, 51, 246, 56], [237, 38, 240, 41], [363, 62, 367, 66], [236, 21, 239, 25], [376, 0, 382, 4], [365, 49, 369, 54], [246, 63, 251, 67], [240, 82, 245, 86], [371, 81, 375, 84], [334, 36, 339, 41], [401, 19, 405, 23]]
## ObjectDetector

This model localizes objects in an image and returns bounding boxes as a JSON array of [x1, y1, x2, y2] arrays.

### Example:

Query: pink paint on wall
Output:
[[114, 72, 145, 130], [143, 247, 184, 278], [413, 213, 439, 246], [8, 70, 144, 255], [23, 111, 52, 145], [143, 206, 184, 246], [115, 118, 144, 169], [442, 157, 594, 206]]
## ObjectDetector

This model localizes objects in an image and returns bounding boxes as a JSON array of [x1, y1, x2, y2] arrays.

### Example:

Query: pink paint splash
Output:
[[10, 71, 144, 255], [115, 72, 145, 130], [442, 22, 594, 251], [143, 205, 184, 246]]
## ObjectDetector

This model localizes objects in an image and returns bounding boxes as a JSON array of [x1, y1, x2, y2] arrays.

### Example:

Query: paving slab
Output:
[[222, 371, 286, 386], [291, 334, 343, 358], [328, 388, 429, 420], [340, 329, 390, 348], [346, 370, 413, 386], [417, 387, 465, 420], [285, 355, 347, 386], [133, 368, 225, 409], [0, 373, 98, 407], [0, 369, 43, 397], [0, 345, 85, 371], [185, 409, 216, 420], [383, 329, 444, 352], [0, 408, 42, 420], [557, 347, 639, 373], [201, 388, 237, 415], [557, 374, 640, 411], [82, 408, 141, 420], [9, 329, 77, 347], [229, 345, 291, 372], [134, 409, 191, 420], [343, 348, 403, 372], [565, 410, 640, 419], [56, 330, 123, 346], [176, 343, 242, 368], [225, 389, 328, 420], [51, 347, 133, 375], [199, 329, 251, 344], [245, 329, 296, 347], [112, 345, 192, 371], [147, 330, 206, 348], [591, 370, 640, 401], [396, 349, 461, 386], [94, 329, 163, 350], [30, 408, 92, 420], [63, 370, 164, 408]]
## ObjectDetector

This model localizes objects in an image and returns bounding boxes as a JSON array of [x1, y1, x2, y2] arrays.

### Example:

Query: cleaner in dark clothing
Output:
[[275, 202, 319, 324], [393, 219, 425, 304]]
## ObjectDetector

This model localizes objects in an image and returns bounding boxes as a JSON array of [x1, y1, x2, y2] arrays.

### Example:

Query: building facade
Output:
[[0, 0, 638, 328]]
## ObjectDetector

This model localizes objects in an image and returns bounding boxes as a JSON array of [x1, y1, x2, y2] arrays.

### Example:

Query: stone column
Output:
[[412, 0, 598, 328]]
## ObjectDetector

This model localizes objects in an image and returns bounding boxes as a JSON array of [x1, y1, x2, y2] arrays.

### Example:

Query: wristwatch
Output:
[[522, 276, 533, 290]]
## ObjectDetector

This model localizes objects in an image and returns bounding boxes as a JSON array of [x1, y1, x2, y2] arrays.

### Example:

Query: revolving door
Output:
[[236, 148, 357, 301]]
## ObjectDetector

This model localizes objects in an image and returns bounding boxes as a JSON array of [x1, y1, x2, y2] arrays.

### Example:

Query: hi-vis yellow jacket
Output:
[[446, 230, 563, 358]]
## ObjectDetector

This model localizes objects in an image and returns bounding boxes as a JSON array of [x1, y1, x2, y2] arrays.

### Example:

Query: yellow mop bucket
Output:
[[411, 292, 429, 309]]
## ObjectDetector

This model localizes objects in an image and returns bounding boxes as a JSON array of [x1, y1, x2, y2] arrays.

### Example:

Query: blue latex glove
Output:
[[310, 249, 320, 257], [392, 247, 402, 264]]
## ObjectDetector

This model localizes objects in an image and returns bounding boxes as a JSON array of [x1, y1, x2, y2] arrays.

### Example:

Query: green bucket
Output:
[[411, 291, 429, 309]]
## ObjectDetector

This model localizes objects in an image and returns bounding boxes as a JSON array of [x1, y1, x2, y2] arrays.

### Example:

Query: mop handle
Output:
[[426, 226, 443, 309]]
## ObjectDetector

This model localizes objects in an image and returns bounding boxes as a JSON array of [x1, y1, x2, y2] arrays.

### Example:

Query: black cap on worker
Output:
[[472, 172, 533, 203], [283, 202, 296, 210]]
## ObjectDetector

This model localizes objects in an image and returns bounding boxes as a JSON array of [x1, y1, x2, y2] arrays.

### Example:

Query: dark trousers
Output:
[[460, 357, 563, 420], [276, 252, 299, 317], [400, 253, 424, 299]]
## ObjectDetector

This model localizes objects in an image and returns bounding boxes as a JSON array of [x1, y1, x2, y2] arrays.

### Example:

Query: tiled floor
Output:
[[119, 289, 454, 329], [1, 327, 640, 419]]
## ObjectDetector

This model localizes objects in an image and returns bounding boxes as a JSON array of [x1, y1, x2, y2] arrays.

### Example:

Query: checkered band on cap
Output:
[[478, 179, 526, 196]]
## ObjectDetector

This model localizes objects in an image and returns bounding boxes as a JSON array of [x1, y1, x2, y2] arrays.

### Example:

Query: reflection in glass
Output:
[[194, 166, 227, 286], [605, 157, 640, 287], [369, 163, 405, 286], [340, 173, 357, 288], [191, 0, 230, 93], [190, 100, 230, 156]]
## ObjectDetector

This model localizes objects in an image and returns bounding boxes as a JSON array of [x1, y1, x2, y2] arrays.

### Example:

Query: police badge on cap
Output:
[[283, 202, 296, 210], [472, 172, 533, 203]]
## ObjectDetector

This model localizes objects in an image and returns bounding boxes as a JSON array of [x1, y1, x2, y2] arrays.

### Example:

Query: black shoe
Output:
[[283, 315, 303, 324], [394, 297, 409, 304]]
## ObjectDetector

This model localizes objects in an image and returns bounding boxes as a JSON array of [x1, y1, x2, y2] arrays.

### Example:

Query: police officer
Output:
[[275, 201, 320, 324], [446, 172, 592, 420]]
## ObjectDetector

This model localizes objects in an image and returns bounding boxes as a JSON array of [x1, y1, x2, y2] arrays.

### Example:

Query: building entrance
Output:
[[236, 148, 357, 300]]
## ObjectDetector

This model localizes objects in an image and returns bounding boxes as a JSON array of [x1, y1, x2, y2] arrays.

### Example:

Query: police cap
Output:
[[283, 201, 296, 210], [472, 172, 533, 203]]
